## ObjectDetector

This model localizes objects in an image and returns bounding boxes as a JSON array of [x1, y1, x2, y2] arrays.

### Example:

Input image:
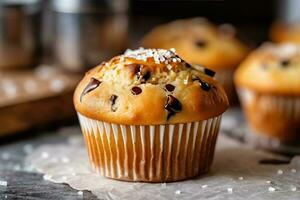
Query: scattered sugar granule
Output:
[[43, 174, 52, 181], [291, 169, 297, 173], [13, 164, 21, 171], [41, 152, 49, 159], [166, 64, 172, 70], [175, 190, 181, 195], [291, 186, 297, 192], [202, 185, 208, 189], [71, 173, 77, 176], [161, 183, 167, 188], [227, 188, 233, 193], [0, 180, 8, 187], [5, 195, 7, 199], [238, 176, 244, 180], [77, 191, 83, 196], [1, 152, 11, 160], [268, 187, 276, 192], [277, 169, 283, 175], [266, 180, 272, 184], [23, 144, 34, 154], [61, 157, 70, 163]]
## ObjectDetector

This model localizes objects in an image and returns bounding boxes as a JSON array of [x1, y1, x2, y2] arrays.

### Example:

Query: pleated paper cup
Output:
[[77, 112, 222, 182], [238, 89, 300, 146]]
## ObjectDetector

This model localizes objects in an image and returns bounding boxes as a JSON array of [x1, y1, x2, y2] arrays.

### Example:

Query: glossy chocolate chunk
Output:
[[195, 40, 207, 48], [140, 70, 151, 83], [80, 78, 101, 102], [131, 86, 142, 95], [127, 64, 141, 77], [204, 68, 216, 77], [199, 79, 211, 91], [164, 84, 175, 92], [110, 95, 118, 112], [165, 95, 182, 120], [192, 76, 211, 91], [185, 63, 192, 68], [280, 59, 290, 67], [128, 64, 151, 83]]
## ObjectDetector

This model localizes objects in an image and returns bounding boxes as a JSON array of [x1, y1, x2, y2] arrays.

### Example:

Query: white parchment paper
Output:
[[25, 131, 300, 200]]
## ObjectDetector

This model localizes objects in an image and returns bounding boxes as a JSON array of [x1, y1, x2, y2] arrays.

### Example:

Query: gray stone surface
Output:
[[0, 127, 98, 200]]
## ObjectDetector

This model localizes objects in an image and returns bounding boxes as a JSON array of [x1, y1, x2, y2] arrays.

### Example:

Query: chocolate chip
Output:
[[199, 80, 211, 91], [164, 84, 175, 92], [195, 40, 207, 48], [204, 68, 216, 77], [165, 95, 182, 120], [110, 95, 118, 112], [80, 78, 101, 102], [280, 59, 290, 67], [185, 63, 192, 68], [129, 64, 151, 83], [140, 70, 151, 83], [127, 64, 141, 77], [192, 76, 211, 91], [131, 86, 142, 95]]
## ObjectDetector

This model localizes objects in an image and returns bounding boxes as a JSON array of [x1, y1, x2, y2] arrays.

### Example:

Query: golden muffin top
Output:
[[271, 22, 300, 44], [141, 18, 248, 71], [235, 43, 300, 96], [74, 48, 229, 125]]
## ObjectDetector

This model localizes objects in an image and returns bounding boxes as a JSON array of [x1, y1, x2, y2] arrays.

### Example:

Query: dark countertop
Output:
[[0, 126, 99, 200]]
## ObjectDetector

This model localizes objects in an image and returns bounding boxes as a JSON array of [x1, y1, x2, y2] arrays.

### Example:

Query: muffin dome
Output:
[[235, 43, 300, 96], [74, 48, 229, 125], [141, 18, 248, 70], [271, 22, 300, 44]]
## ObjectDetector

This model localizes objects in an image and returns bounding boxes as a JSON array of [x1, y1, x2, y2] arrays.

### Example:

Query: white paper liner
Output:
[[239, 89, 300, 120], [77, 113, 221, 182], [238, 89, 300, 152], [25, 132, 300, 200]]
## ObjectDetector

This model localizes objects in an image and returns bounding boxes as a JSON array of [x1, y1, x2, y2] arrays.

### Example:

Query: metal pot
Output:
[[0, 0, 42, 70], [50, 0, 128, 73]]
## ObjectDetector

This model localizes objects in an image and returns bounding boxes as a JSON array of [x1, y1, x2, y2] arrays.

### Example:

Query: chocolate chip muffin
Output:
[[235, 43, 300, 153], [271, 22, 300, 44], [141, 18, 248, 105], [74, 48, 228, 182]]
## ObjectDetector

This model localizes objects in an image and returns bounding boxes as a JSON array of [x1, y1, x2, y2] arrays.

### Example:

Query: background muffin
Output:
[[74, 48, 228, 182], [142, 18, 249, 104], [271, 22, 300, 44], [235, 43, 300, 152]]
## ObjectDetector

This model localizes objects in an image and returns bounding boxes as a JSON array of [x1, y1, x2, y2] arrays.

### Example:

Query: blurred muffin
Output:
[[74, 48, 228, 182], [271, 22, 300, 44], [142, 18, 249, 104], [235, 43, 300, 152]]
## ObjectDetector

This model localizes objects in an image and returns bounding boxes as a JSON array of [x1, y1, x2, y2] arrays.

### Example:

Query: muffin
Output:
[[142, 18, 248, 104], [271, 22, 300, 44], [74, 48, 229, 182], [235, 43, 300, 152]]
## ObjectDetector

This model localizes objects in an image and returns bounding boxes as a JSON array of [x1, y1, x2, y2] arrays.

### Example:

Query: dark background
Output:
[[128, 0, 281, 47]]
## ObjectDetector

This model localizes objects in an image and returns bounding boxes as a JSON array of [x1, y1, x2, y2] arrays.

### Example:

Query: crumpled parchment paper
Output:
[[25, 129, 300, 200]]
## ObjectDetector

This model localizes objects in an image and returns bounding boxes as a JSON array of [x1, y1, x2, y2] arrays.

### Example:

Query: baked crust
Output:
[[271, 22, 300, 44], [235, 43, 300, 96], [141, 18, 248, 71], [74, 48, 229, 125]]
